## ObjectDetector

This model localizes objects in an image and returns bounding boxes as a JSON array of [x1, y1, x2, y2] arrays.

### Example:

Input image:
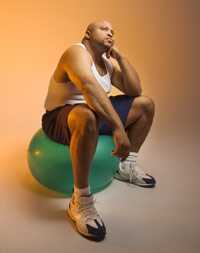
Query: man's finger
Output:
[[106, 47, 112, 58]]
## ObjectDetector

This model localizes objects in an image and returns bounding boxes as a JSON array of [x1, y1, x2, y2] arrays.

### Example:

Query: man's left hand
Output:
[[106, 46, 122, 61]]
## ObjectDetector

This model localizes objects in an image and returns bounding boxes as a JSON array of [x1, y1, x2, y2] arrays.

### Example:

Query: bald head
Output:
[[85, 22, 98, 33], [83, 20, 113, 40], [81, 20, 114, 53], [87, 20, 112, 31]]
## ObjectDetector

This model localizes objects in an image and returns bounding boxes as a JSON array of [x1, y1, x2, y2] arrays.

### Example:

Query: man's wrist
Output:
[[116, 53, 126, 63], [113, 121, 125, 131]]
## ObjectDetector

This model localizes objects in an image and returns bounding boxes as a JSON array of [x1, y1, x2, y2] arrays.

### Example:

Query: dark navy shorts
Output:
[[42, 94, 134, 145], [98, 94, 134, 135]]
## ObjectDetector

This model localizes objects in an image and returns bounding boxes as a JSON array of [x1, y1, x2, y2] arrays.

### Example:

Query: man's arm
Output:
[[109, 48, 142, 96], [61, 45, 124, 130]]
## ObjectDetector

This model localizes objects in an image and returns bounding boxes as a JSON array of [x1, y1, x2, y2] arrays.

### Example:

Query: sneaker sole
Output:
[[114, 172, 156, 188], [66, 207, 106, 242]]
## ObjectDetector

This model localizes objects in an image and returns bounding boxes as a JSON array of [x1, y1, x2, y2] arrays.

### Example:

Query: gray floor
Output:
[[1, 127, 200, 253]]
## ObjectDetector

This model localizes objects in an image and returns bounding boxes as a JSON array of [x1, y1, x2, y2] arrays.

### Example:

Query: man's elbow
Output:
[[137, 87, 143, 96], [126, 87, 143, 97], [133, 82, 143, 97]]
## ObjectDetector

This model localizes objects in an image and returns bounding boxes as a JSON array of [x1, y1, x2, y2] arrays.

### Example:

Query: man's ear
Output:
[[85, 30, 90, 40]]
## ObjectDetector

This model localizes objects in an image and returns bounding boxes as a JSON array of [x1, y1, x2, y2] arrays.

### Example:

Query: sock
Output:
[[119, 152, 138, 174], [130, 152, 138, 162], [73, 185, 91, 197], [120, 151, 138, 163]]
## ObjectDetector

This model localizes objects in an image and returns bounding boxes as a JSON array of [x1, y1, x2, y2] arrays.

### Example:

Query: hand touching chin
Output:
[[106, 46, 121, 61]]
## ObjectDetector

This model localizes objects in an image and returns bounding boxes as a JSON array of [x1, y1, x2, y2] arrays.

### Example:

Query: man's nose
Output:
[[107, 31, 113, 37]]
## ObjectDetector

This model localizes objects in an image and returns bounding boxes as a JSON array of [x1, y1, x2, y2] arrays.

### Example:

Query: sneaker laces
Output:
[[75, 196, 100, 221], [120, 159, 147, 183]]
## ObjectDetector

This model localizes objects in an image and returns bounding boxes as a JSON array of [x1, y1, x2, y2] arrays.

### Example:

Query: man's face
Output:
[[89, 21, 115, 51]]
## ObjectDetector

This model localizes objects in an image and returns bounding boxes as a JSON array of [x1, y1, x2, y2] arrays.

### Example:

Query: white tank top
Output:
[[44, 42, 113, 111]]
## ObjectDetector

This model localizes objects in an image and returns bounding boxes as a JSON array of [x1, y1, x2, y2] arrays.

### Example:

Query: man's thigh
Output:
[[41, 103, 81, 145], [42, 103, 100, 145]]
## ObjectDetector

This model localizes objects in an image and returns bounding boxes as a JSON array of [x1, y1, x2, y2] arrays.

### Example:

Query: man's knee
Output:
[[68, 104, 99, 134], [133, 95, 155, 115]]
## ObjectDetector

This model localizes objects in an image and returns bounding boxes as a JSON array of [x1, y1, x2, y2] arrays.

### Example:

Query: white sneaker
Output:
[[67, 193, 106, 241], [114, 159, 156, 188]]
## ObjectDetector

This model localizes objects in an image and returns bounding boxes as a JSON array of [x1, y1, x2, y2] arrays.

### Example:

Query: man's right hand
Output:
[[112, 127, 131, 160]]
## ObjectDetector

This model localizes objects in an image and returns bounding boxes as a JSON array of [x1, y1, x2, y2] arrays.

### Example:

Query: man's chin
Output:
[[103, 43, 112, 51], [98, 41, 112, 53]]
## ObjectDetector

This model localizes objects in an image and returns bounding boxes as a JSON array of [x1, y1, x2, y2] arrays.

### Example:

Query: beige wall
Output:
[[0, 0, 199, 147]]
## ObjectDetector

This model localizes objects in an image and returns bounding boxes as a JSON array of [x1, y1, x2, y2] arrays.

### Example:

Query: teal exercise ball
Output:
[[27, 129, 119, 196]]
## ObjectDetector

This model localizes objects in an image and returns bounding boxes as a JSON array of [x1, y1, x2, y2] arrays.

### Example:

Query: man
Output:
[[42, 20, 156, 241]]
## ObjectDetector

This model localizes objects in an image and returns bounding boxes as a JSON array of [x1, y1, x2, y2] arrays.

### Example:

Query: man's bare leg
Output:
[[67, 104, 99, 188], [66, 104, 106, 241], [114, 95, 156, 187], [125, 96, 155, 152]]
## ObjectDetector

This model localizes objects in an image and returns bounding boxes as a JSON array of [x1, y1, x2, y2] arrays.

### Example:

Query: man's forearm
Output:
[[117, 55, 142, 96], [82, 82, 124, 130]]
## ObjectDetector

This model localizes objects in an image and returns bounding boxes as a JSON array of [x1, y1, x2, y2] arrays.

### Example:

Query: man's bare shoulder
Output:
[[60, 44, 92, 65], [54, 44, 97, 89]]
